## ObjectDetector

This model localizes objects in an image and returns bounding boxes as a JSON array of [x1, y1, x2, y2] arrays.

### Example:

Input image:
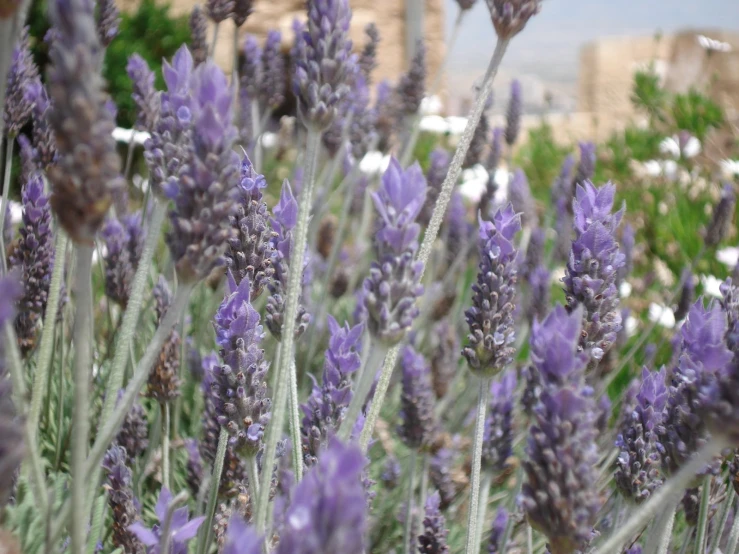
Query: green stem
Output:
[[416, 38, 510, 279], [251, 99, 262, 172], [463, 378, 490, 554], [592, 437, 727, 554], [694, 475, 712, 554], [475, 472, 493, 550], [161, 402, 171, 491], [86, 493, 108, 554], [288, 359, 303, 482], [643, 501, 677, 554], [359, 345, 400, 451], [71, 244, 94, 554], [727, 499, 739, 554], [197, 429, 228, 554], [123, 128, 136, 182], [403, 450, 418, 554], [526, 524, 534, 554], [0, 138, 13, 272], [708, 491, 733, 554], [340, 343, 386, 442], [246, 454, 260, 506], [255, 128, 321, 529], [209, 22, 220, 58], [160, 491, 189, 554], [53, 325, 67, 470]]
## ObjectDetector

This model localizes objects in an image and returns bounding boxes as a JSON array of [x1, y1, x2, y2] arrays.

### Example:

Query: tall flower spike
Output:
[[212, 273, 271, 457], [127, 54, 160, 132], [115, 390, 149, 465], [47, 0, 123, 244], [526, 265, 550, 327], [463, 204, 521, 376], [673, 269, 694, 322], [102, 445, 144, 554], [573, 141, 596, 186], [430, 320, 459, 399], [463, 110, 489, 169], [488, 507, 508, 554], [101, 211, 144, 307], [240, 35, 262, 98], [396, 41, 426, 117], [348, 73, 378, 161], [508, 168, 537, 228], [614, 367, 668, 503], [231, 0, 252, 27], [266, 179, 310, 340], [129, 488, 205, 552], [206, 0, 233, 23], [4, 27, 38, 138], [398, 345, 439, 451], [485, 0, 542, 40], [292, 0, 353, 130], [301, 316, 363, 466], [259, 30, 286, 112], [184, 438, 204, 496], [520, 226, 545, 280], [223, 516, 263, 554], [275, 438, 368, 554], [563, 181, 625, 365], [165, 54, 241, 283], [705, 184, 736, 248], [482, 369, 516, 472], [8, 171, 54, 356], [146, 276, 182, 402], [363, 158, 426, 345], [189, 5, 208, 65], [418, 491, 450, 554], [359, 23, 379, 81], [25, 78, 58, 170], [504, 79, 522, 147], [96, 0, 120, 46], [225, 155, 275, 298], [421, 148, 451, 226]]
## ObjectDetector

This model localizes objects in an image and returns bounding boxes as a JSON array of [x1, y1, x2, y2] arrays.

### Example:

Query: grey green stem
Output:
[[0, 139, 14, 273], [475, 472, 493, 550], [694, 475, 712, 554], [123, 128, 137, 181], [403, 450, 418, 554], [70, 244, 94, 554], [209, 22, 220, 58], [643, 501, 677, 554], [86, 493, 107, 554], [359, 345, 400, 451], [727, 498, 739, 554], [161, 402, 171, 490], [708, 492, 733, 554], [255, 127, 321, 530], [251, 99, 262, 172], [416, 38, 509, 279], [160, 491, 190, 554], [246, 454, 260, 506], [464, 377, 490, 554], [592, 437, 727, 554], [289, 360, 302, 481], [197, 429, 228, 554], [340, 343, 386, 441]]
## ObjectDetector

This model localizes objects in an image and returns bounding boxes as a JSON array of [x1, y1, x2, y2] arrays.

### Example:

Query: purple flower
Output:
[[396, 41, 426, 116], [212, 273, 271, 457], [482, 369, 516, 471], [504, 79, 522, 147], [47, 0, 123, 244], [101, 211, 144, 307], [4, 27, 38, 137], [574, 141, 596, 185], [488, 507, 508, 554], [96, 0, 120, 46], [529, 305, 589, 388], [398, 345, 439, 451], [456, 0, 477, 11], [275, 438, 368, 554], [292, 0, 353, 130], [673, 269, 695, 322], [240, 35, 262, 98], [487, 127, 504, 173], [615, 367, 668, 503], [563, 181, 625, 365], [222, 516, 263, 554], [266, 179, 310, 340], [231, 0, 252, 27], [418, 491, 449, 553], [463, 204, 521, 375], [464, 111, 489, 169], [147, 277, 182, 402], [705, 184, 736, 248], [485, 0, 542, 40], [127, 54, 160, 132], [103, 445, 144, 553], [445, 190, 472, 266], [420, 148, 451, 226], [526, 265, 550, 327], [301, 316, 364, 466], [381, 456, 401, 489], [24, 78, 57, 170], [374, 79, 396, 152], [348, 73, 378, 161], [189, 6, 208, 66], [358, 23, 379, 81], [206, 0, 233, 23], [8, 171, 55, 356], [129, 488, 205, 554], [430, 444, 457, 509], [430, 320, 460, 399], [184, 438, 203, 497], [508, 168, 537, 227], [363, 159, 426, 345], [115, 390, 149, 465], [259, 30, 286, 111], [225, 155, 275, 298]]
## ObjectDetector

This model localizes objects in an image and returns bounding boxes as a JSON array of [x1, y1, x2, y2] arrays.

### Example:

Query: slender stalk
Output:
[[288, 360, 303, 482], [86, 493, 108, 554], [359, 345, 400, 451], [161, 402, 171, 490], [209, 22, 220, 58], [464, 378, 490, 554], [403, 451, 418, 554], [232, 24, 239, 87], [340, 344, 387, 441], [70, 244, 94, 554], [197, 429, 228, 554], [246, 454, 260, 506], [0, 139, 13, 272], [526, 524, 534, 554], [708, 492, 733, 554], [592, 437, 727, 554], [53, 326, 66, 470], [123, 129, 137, 181], [160, 491, 189, 554], [643, 502, 677, 554], [416, 38, 510, 279], [255, 128, 321, 529], [727, 500, 739, 554], [429, 8, 464, 94], [694, 475, 712, 554], [475, 472, 493, 550], [251, 100, 262, 171]]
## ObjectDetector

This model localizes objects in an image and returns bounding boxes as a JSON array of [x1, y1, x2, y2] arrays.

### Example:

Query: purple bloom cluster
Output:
[[398, 345, 439, 451], [614, 367, 667, 503], [130, 488, 205, 554], [259, 30, 286, 112], [4, 27, 38, 137], [115, 390, 149, 465], [504, 79, 522, 147], [574, 142, 596, 186], [484, 0, 542, 40], [96, 0, 120, 46], [463, 204, 520, 376], [363, 158, 426, 345], [508, 169, 537, 228], [127, 54, 160, 132], [301, 317, 363, 466], [206, 0, 233, 23], [147, 277, 182, 402], [418, 491, 449, 553], [488, 507, 508, 554], [359, 23, 380, 81], [189, 5, 208, 65], [211, 274, 271, 457], [24, 78, 58, 170], [103, 445, 144, 553], [292, 0, 353, 130], [430, 320, 459, 399], [420, 148, 451, 226], [396, 42, 426, 117], [464, 110, 489, 169], [563, 181, 625, 365], [482, 369, 516, 471], [101, 211, 144, 307], [47, 0, 123, 244], [347, 73, 379, 161]]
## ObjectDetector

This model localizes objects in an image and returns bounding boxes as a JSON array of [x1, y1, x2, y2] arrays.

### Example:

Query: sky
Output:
[[443, 0, 739, 108]]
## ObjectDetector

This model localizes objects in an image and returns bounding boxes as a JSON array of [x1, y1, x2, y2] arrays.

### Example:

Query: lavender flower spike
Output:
[[4, 27, 38, 137], [24, 78, 57, 170], [482, 369, 516, 471], [359, 23, 379, 81], [704, 183, 736, 248], [574, 141, 596, 186], [189, 5, 208, 65], [292, 0, 353, 130], [363, 158, 426, 345], [259, 30, 286, 112], [301, 316, 363, 466], [127, 54, 160, 132], [102, 445, 144, 553], [47, 0, 123, 243], [96, 0, 120, 46], [418, 491, 450, 554], [212, 272, 271, 457], [129, 488, 205, 553], [397, 42, 426, 117], [563, 181, 625, 365], [508, 168, 537, 227], [398, 345, 439, 451], [488, 507, 508, 554], [463, 204, 521, 376], [504, 79, 522, 147], [223, 516, 263, 554], [147, 276, 182, 402], [485, 0, 542, 40], [275, 438, 368, 554], [101, 211, 144, 307]]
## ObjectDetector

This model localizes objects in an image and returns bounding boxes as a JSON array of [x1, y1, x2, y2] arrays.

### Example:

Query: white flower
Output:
[[648, 303, 676, 329], [112, 127, 150, 145], [458, 164, 489, 202], [625, 315, 638, 337], [720, 159, 739, 180], [700, 274, 723, 298], [716, 247, 739, 268], [359, 151, 389, 175], [619, 281, 632, 298], [660, 135, 701, 159], [420, 95, 443, 116], [418, 115, 449, 134], [697, 34, 731, 53]]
